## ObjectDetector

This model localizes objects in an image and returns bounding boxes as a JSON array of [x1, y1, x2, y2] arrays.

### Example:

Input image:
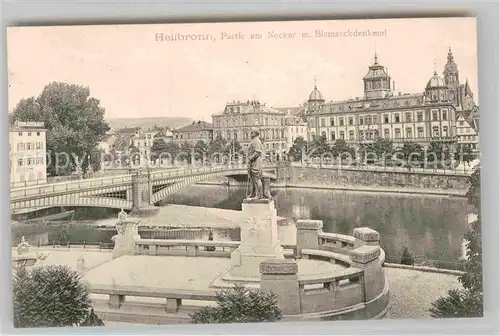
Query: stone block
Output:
[[296, 219, 323, 230], [349, 245, 381, 264], [353, 227, 380, 242], [259, 259, 298, 275], [109, 294, 125, 309]]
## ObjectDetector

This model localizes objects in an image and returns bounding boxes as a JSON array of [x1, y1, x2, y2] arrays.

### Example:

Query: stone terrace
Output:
[[16, 247, 461, 320]]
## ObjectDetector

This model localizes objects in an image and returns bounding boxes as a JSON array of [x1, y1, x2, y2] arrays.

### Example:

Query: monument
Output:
[[216, 130, 284, 284], [111, 209, 141, 259]]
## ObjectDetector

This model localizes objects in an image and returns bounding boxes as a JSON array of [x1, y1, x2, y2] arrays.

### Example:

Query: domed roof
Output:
[[309, 86, 324, 101], [426, 71, 447, 89]]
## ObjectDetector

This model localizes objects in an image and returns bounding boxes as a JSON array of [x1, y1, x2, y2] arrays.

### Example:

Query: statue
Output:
[[17, 236, 31, 255], [246, 128, 271, 200], [118, 208, 128, 222]]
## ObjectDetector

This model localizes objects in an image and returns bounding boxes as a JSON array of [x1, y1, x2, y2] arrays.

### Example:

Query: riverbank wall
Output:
[[198, 166, 469, 196]]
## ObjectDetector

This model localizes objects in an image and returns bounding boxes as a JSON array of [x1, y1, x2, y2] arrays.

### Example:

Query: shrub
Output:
[[400, 246, 414, 266], [13, 264, 104, 328], [190, 285, 282, 324]]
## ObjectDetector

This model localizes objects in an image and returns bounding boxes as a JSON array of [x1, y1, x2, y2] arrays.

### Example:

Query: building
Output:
[[172, 121, 213, 145], [212, 100, 294, 156], [457, 105, 480, 153], [98, 134, 117, 154], [305, 48, 479, 149], [9, 121, 47, 186], [282, 109, 308, 149]]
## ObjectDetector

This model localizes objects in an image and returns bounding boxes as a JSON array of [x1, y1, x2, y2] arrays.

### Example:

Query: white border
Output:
[[1, 1, 498, 335]]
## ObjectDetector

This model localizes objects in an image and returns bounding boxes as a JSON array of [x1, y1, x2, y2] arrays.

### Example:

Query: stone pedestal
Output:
[[112, 220, 141, 259], [227, 199, 285, 280]]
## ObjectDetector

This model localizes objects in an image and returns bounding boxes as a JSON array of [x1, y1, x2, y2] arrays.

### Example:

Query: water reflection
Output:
[[165, 185, 472, 263]]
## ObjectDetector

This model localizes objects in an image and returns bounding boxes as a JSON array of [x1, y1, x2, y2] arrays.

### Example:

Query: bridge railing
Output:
[[10, 174, 133, 200], [135, 238, 240, 257]]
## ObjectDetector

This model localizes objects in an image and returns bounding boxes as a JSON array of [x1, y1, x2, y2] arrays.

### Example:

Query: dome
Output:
[[309, 86, 324, 101], [426, 71, 447, 89]]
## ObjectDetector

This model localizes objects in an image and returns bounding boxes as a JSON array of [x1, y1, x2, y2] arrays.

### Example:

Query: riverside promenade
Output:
[[16, 247, 460, 321]]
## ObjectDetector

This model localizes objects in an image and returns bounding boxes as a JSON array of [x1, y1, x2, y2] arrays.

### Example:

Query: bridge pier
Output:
[[130, 169, 159, 218]]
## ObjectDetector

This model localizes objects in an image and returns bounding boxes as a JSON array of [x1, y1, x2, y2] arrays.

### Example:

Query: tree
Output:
[[209, 135, 228, 163], [372, 137, 393, 164], [427, 141, 452, 168], [332, 139, 355, 162], [287, 136, 308, 162], [13, 265, 104, 327], [429, 165, 482, 318], [190, 285, 282, 324], [179, 142, 193, 164], [454, 144, 474, 167], [225, 139, 243, 161], [10, 82, 110, 176], [193, 140, 210, 163], [309, 135, 331, 159], [400, 142, 424, 166], [152, 141, 178, 165]]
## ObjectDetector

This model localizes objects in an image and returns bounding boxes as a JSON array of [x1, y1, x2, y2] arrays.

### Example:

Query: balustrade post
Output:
[[166, 298, 181, 313], [295, 219, 323, 257], [260, 259, 300, 316], [109, 294, 126, 309]]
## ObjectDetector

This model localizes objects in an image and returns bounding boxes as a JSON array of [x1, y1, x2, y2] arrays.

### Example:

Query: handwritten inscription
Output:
[[155, 29, 387, 42]]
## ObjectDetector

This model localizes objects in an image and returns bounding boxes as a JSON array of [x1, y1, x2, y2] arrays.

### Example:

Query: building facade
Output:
[[212, 100, 305, 157], [172, 121, 213, 145], [305, 49, 479, 149], [9, 121, 47, 186]]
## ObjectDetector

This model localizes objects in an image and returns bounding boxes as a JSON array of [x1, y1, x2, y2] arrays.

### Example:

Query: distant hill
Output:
[[106, 117, 194, 132]]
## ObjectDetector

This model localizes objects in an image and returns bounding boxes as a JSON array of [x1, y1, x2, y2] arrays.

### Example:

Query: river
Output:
[[162, 185, 473, 268]]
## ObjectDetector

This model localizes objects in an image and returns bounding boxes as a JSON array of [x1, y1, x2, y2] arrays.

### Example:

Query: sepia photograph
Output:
[[7, 17, 481, 328]]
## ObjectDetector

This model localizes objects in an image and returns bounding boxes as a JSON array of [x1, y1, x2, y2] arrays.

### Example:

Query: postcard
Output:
[[7, 17, 481, 328]]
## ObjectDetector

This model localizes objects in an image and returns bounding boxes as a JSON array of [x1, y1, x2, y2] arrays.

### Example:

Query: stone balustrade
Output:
[[90, 285, 217, 324], [318, 232, 356, 253], [135, 239, 240, 257]]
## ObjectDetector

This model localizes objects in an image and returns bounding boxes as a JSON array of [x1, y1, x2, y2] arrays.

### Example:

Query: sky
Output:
[[7, 17, 478, 121]]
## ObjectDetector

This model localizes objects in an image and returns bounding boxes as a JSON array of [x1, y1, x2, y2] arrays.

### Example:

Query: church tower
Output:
[[307, 79, 325, 113], [363, 53, 392, 100], [443, 47, 462, 108]]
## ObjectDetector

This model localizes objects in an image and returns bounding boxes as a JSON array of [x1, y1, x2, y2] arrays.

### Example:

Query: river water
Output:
[[162, 185, 472, 268]]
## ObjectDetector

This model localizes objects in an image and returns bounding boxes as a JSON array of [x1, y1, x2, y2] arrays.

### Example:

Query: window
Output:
[[348, 117, 354, 125], [417, 112, 423, 122], [340, 131, 345, 140], [395, 129, 401, 139], [40, 157, 44, 164], [433, 126, 439, 137], [17, 158, 23, 166], [406, 128, 412, 138], [418, 127, 424, 138], [373, 115, 378, 124], [442, 111, 447, 120], [383, 115, 389, 123], [331, 132, 336, 141], [35, 157, 40, 165], [27, 158, 33, 166], [405, 112, 412, 123], [432, 111, 438, 121], [384, 129, 390, 139], [28, 132, 32, 136], [349, 131, 355, 140], [459, 120, 464, 126], [339, 118, 344, 126], [27, 143, 32, 150], [320, 118, 326, 127], [18, 132, 23, 136], [443, 126, 448, 137], [321, 131, 326, 138], [330, 118, 335, 126], [359, 117, 364, 125], [359, 131, 364, 140], [395, 114, 400, 123]]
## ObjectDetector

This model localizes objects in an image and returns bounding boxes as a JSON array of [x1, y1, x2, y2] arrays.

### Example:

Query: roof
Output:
[[275, 107, 301, 116], [116, 127, 142, 134], [309, 86, 324, 101], [112, 134, 134, 151], [426, 71, 447, 89], [173, 121, 213, 133], [309, 93, 428, 115]]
